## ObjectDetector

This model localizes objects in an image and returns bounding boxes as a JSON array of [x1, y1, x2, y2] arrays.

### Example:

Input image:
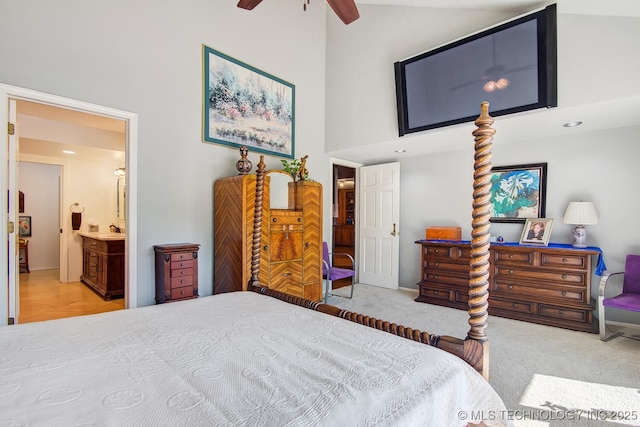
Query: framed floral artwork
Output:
[[489, 163, 547, 223], [202, 45, 295, 159]]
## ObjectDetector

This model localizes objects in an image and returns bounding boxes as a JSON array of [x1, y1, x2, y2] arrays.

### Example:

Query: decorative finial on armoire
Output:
[[236, 146, 252, 175]]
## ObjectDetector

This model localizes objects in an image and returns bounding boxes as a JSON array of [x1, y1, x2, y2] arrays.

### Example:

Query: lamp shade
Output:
[[563, 202, 598, 225]]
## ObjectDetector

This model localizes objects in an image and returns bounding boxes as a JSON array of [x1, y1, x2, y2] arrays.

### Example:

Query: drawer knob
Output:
[[559, 309, 565, 315], [180, 290, 185, 295], [180, 279, 184, 284], [513, 303, 518, 308], [263, 245, 269, 250], [561, 291, 567, 296], [562, 274, 567, 279], [433, 275, 438, 279], [509, 254, 514, 259], [434, 262, 439, 267], [297, 217, 302, 222], [434, 290, 438, 295], [283, 272, 292, 277], [434, 249, 439, 253], [508, 285, 513, 289], [509, 269, 514, 274], [562, 257, 568, 262], [273, 218, 278, 222]]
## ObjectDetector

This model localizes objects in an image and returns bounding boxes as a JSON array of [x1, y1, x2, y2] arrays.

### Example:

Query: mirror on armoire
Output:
[[266, 170, 294, 210]]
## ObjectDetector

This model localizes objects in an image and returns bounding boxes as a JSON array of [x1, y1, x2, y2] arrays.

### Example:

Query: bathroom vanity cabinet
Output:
[[80, 234, 125, 300]]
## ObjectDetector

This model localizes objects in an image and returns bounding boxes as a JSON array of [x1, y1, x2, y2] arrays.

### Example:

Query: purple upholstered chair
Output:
[[598, 254, 640, 341], [322, 242, 356, 304]]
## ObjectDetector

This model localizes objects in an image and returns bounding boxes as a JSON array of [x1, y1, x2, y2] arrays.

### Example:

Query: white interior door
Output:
[[358, 162, 400, 288]]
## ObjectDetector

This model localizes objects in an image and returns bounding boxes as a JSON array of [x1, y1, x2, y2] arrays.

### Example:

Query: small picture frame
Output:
[[19, 216, 31, 237], [519, 218, 553, 246]]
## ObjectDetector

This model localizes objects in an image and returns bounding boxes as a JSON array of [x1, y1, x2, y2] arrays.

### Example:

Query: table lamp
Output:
[[563, 201, 598, 248]]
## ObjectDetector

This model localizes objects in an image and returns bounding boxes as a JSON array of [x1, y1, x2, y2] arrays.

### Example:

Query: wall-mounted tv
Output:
[[394, 4, 557, 137]]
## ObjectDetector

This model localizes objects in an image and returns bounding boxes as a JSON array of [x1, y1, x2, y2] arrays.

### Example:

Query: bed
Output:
[[0, 103, 509, 426]]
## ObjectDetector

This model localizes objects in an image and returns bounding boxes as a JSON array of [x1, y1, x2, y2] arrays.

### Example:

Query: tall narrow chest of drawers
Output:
[[154, 243, 200, 303], [415, 240, 600, 333]]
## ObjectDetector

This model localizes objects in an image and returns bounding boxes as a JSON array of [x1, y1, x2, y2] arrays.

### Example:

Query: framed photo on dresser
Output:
[[519, 218, 554, 246]]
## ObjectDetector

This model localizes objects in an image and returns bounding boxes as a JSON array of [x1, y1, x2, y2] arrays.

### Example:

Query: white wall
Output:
[[18, 162, 60, 270], [0, 1, 329, 306]]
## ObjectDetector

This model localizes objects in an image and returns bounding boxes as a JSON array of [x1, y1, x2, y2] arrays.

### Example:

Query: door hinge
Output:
[[8, 122, 15, 135], [7, 221, 15, 233]]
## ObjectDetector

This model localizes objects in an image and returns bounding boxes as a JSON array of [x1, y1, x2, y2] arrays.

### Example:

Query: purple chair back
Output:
[[623, 254, 640, 294], [322, 242, 330, 275]]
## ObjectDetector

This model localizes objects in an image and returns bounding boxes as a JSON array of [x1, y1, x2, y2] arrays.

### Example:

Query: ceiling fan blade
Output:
[[326, 0, 360, 25], [237, 0, 264, 10]]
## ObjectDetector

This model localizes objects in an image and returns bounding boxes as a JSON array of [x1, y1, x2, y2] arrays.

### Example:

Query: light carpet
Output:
[[328, 284, 640, 427]]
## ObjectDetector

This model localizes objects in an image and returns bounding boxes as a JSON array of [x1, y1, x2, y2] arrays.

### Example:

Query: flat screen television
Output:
[[394, 4, 557, 136]]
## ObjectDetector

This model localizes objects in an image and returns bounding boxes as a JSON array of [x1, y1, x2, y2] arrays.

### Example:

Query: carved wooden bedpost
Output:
[[466, 102, 495, 380], [249, 155, 266, 288]]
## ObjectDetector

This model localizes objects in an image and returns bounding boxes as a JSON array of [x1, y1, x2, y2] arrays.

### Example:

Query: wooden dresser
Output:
[[214, 174, 322, 301], [154, 243, 200, 303], [415, 240, 600, 333], [80, 234, 125, 300]]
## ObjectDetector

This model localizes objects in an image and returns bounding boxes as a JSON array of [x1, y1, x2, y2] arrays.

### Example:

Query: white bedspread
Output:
[[0, 292, 508, 426]]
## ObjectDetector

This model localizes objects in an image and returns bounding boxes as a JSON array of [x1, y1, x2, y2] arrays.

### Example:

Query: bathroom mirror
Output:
[[266, 170, 293, 209]]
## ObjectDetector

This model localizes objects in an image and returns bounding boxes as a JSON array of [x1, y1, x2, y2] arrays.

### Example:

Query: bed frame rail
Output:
[[248, 103, 494, 380]]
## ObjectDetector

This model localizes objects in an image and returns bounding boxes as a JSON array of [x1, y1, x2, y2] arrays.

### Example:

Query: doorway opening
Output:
[[331, 163, 357, 290], [1, 84, 139, 326]]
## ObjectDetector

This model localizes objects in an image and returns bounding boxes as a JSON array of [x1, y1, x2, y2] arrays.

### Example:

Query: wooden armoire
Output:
[[214, 173, 323, 301]]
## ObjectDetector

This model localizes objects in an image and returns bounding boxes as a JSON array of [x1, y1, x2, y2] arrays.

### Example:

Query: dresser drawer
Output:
[[270, 261, 303, 288], [171, 285, 195, 300], [171, 267, 194, 278], [425, 258, 469, 272], [84, 238, 108, 252], [492, 249, 534, 266], [270, 212, 303, 226], [171, 275, 194, 288], [493, 265, 587, 286], [426, 245, 470, 260], [493, 280, 586, 304], [171, 259, 194, 270], [540, 253, 589, 269], [171, 252, 194, 262], [419, 286, 452, 302], [539, 304, 587, 322], [423, 272, 469, 287], [490, 298, 533, 314]]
